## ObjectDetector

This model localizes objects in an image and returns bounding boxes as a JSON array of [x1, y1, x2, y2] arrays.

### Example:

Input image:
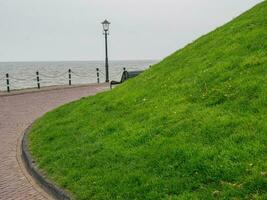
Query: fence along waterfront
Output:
[[1, 68, 124, 93]]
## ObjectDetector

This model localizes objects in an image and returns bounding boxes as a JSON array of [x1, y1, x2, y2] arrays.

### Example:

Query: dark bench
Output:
[[110, 69, 144, 89]]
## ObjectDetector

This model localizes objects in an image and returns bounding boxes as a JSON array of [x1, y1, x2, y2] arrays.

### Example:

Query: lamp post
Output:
[[102, 19, 110, 83]]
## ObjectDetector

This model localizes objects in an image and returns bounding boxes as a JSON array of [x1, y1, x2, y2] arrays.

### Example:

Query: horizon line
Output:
[[0, 58, 161, 63]]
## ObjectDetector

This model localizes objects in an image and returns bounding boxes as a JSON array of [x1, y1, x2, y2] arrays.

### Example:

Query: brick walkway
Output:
[[0, 84, 108, 200]]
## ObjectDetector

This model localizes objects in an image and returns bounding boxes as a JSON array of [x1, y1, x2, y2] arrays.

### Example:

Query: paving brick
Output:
[[0, 84, 108, 200]]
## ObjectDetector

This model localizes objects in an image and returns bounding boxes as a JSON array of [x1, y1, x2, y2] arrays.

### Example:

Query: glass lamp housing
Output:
[[102, 19, 110, 32]]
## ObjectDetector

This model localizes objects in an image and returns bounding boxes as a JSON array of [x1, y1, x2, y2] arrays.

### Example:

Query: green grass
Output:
[[30, 2, 267, 199]]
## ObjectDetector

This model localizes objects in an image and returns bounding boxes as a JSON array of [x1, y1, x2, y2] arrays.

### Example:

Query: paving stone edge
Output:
[[21, 124, 72, 200]]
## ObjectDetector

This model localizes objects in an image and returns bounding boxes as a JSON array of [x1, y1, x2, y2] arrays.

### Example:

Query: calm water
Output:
[[0, 60, 157, 91]]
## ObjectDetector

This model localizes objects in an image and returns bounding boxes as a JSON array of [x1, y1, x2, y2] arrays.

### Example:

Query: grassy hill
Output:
[[29, 2, 267, 200]]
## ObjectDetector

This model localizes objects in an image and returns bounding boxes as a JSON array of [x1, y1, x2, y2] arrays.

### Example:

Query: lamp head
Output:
[[102, 19, 110, 32]]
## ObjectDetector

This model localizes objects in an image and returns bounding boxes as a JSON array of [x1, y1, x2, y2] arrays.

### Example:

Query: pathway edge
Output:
[[16, 126, 53, 200], [21, 124, 73, 200]]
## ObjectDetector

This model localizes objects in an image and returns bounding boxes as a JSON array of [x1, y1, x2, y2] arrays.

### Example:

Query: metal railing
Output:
[[0, 66, 149, 93], [0, 68, 113, 93]]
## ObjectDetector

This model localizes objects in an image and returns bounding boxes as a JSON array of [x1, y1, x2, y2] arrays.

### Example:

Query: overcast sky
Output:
[[0, 0, 263, 62]]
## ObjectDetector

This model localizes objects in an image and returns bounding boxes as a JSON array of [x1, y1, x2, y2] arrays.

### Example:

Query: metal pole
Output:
[[96, 68, 100, 84], [36, 71, 40, 89], [68, 69, 72, 86], [6, 73, 10, 93], [105, 31, 109, 82]]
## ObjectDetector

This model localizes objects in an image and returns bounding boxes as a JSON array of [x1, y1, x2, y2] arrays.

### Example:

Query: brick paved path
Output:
[[0, 84, 108, 200]]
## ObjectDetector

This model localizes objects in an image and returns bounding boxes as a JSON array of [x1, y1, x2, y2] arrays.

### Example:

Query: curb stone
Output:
[[21, 124, 72, 200]]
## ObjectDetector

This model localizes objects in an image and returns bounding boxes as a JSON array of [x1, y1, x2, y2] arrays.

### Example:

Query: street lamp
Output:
[[102, 19, 111, 82]]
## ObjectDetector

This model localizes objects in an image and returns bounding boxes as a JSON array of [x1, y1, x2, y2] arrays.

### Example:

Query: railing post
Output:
[[68, 69, 72, 86], [6, 73, 10, 93], [96, 68, 100, 84], [36, 71, 40, 89]]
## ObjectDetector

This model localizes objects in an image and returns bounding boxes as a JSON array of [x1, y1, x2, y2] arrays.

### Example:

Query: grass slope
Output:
[[30, 2, 267, 200]]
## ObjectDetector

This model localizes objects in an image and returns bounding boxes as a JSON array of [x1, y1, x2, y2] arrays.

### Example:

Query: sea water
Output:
[[0, 60, 157, 91]]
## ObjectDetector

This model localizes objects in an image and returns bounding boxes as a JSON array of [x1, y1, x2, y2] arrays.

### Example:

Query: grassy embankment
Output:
[[29, 2, 267, 199]]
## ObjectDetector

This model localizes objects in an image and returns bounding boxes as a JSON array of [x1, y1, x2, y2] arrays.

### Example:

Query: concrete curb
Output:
[[21, 125, 72, 200]]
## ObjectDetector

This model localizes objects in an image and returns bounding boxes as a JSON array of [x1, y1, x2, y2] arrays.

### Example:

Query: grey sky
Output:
[[0, 0, 263, 62]]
